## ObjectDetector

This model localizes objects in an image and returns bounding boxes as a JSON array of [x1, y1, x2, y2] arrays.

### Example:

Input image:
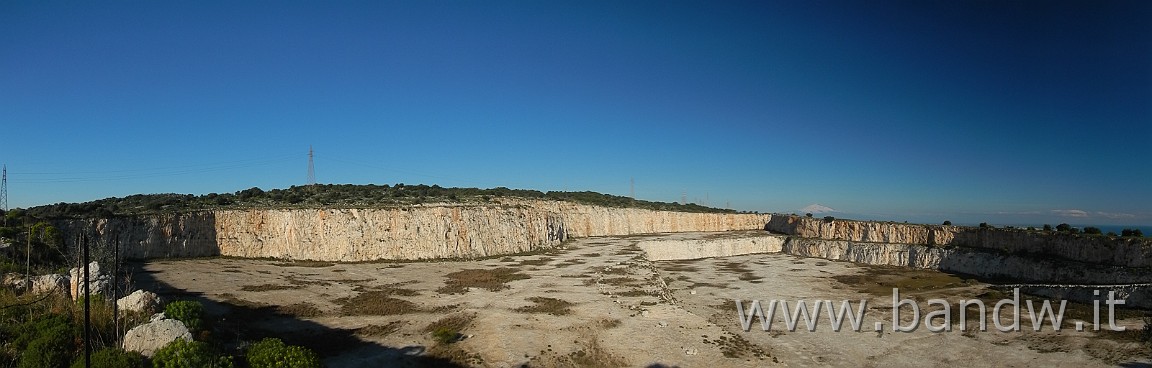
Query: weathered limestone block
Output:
[[122, 318, 192, 357], [30, 274, 69, 296], [117, 290, 161, 314], [69, 261, 110, 300]]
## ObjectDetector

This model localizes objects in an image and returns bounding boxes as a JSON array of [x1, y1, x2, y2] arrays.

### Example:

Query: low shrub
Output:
[[151, 339, 233, 368], [164, 300, 204, 331], [18, 322, 73, 368], [69, 348, 145, 368], [246, 338, 322, 368]]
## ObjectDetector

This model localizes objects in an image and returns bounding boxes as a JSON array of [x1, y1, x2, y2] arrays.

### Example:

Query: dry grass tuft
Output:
[[437, 267, 530, 294], [356, 321, 404, 337], [514, 297, 574, 315], [272, 261, 335, 268], [520, 258, 552, 266], [276, 302, 324, 318], [240, 284, 295, 292], [335, 291, 422, 315]]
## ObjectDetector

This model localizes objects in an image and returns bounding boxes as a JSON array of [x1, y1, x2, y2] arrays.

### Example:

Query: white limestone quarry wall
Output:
[[639, 234, 786, 261], [57, 201, 773, 262]]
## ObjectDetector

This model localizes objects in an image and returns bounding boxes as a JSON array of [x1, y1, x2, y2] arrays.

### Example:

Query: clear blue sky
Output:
[[2, 1, 1149, 227]]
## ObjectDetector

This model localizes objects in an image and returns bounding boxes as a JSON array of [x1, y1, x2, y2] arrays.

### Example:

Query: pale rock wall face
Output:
[[54, 213, 220, 259], [781, 238, 1152, 284], [213, 206, 565, 261], [766, 216, 1152, 268], [56, 201, 772, 262], [638, 234, 786, 261], [525, 200, 773, 238]]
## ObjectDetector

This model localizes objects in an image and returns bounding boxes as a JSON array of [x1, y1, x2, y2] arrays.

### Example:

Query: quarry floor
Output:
[[133, 232, 1152, 367]]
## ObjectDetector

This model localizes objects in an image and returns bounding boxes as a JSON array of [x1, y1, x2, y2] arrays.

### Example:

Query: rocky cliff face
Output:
[[781, 238, 1152, 284], [57, 200, 772, 262], [766, 216, 1152, 268]]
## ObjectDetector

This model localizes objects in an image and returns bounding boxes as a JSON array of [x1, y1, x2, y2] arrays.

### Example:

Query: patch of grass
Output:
[[272, 261, 335, 268], [353, 282, 421, 296], [355, 321, 404, 337], [598, 318, 622, 329], [276, 302, 324, 318], [240, 284, 295, 292], [705, 333, 771, 360], [437, 267, 530, 294], [616, 290, 649, 297], [832, 266, 967, 297], [554, 259, 587, 267], [514, 297, 574, 315], [599, 277, 636, 286], [335, 291, 422, 315], [285, 275, 332, 287], [566, 338, 626, 367], [423, 313, 474, 334], [601, 267, 631, 275], [719, 261, 763, 282], [520, 258, 551, 266], [660, 264, 698, 272], [424, 313, 475, 346], [690, 282, 728, 289]]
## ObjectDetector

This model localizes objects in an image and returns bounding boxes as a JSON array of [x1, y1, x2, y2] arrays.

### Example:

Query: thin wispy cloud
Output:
[[1096, 211, 1137, 219], [1051, 209, 1089, 218]]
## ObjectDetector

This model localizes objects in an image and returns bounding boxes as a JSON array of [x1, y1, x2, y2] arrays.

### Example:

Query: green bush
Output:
[[70, 348, 145, 368], [18, 317, 74, 368], [151, 339, 233, 368], [432, 327, 461, 345], [164, 300, 204, 331], [246, 338, 322, 368]]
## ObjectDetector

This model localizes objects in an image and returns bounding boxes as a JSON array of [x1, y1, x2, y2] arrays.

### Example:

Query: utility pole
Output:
[[307, 146, 316, 186], [2, 164, 8, 227]]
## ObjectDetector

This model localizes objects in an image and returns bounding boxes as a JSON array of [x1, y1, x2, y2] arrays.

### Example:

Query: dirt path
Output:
[[133, 232, 1152, 367]]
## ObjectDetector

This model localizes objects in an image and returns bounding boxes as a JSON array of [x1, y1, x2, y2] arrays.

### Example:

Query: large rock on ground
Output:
[[30, 274, 69, 296], [69, 261, 110, 300], [122, 318, 192, 357], [117, 290, 160, 314]]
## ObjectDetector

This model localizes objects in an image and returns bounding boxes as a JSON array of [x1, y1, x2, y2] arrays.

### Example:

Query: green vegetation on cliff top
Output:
[[19, 184, 743, 219]]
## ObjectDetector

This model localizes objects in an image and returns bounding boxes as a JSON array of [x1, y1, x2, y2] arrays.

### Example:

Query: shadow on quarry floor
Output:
[[126, 261, 467, 368]]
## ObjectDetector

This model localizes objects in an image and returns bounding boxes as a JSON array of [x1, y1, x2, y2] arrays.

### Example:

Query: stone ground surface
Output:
[[132, 231, 1152, 367]]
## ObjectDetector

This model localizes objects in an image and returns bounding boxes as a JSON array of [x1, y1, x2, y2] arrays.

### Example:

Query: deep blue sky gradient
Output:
[[2, 1, 1149, 226]]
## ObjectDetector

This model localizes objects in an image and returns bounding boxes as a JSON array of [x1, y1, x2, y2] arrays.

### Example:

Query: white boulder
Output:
[[30, 274, 69, 296], [69, 261, 111, 300], [122, 318, 192, 357], [117, 290, 161, 314]]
